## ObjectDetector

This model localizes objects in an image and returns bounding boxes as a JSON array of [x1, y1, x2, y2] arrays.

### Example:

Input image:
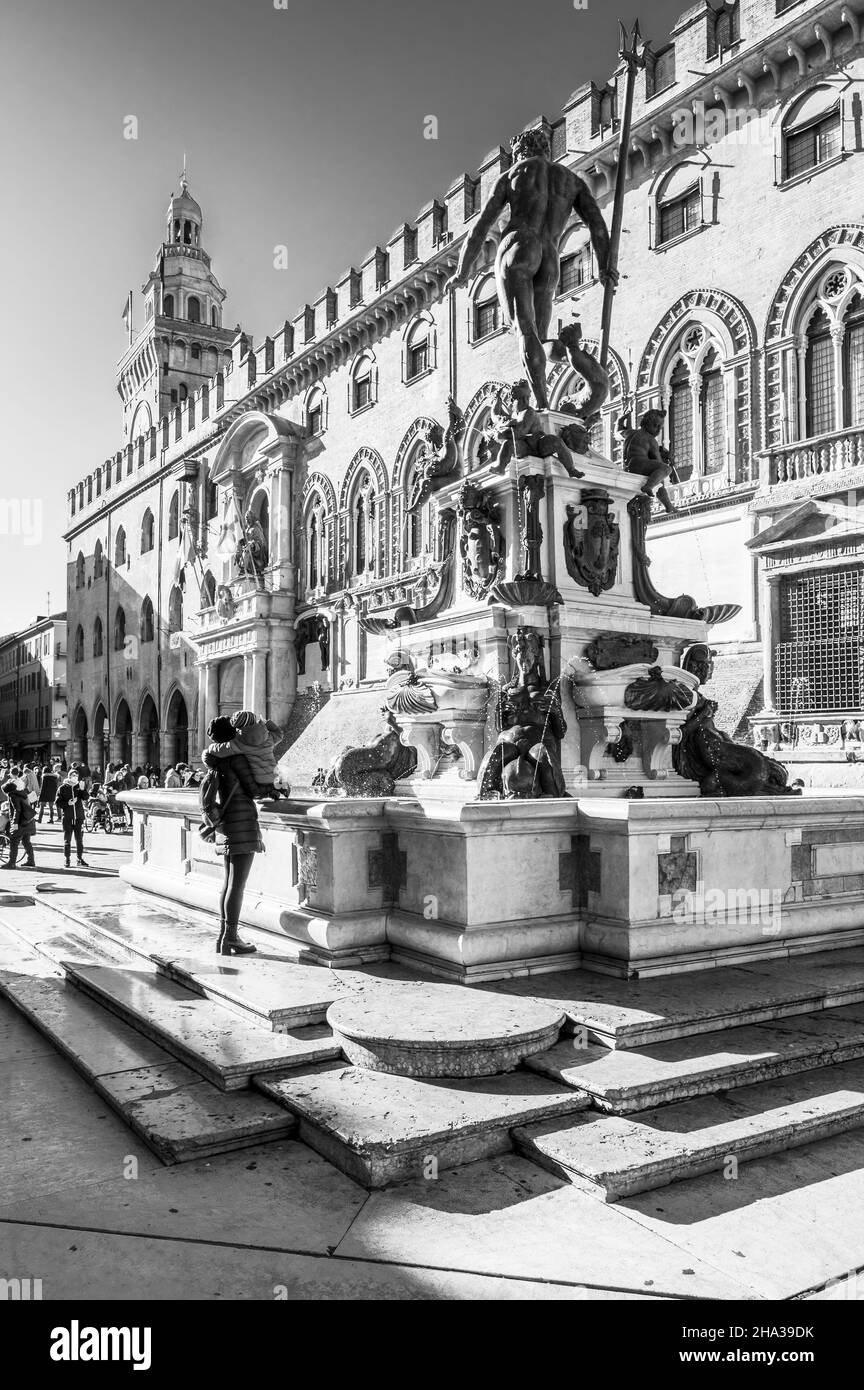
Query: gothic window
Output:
[[700, 348, 725, 474], [669, 360, 694, 481], [805, 308, 835, 437], [168, 586, 183, 634], [843, 293, 864, 428], [115, 527, 126, 567], [140, 509, 155, 554], [73, 625, 84, 663], [782, 88, 842, 181], [75, 552, 85, 589], [168, 491, 180, 540], [355, 493, 367, 572], [163, 293, 174, 318], [113, 606, 126, 652], [93, 540, 104, 579], [308, 512, 319, 589], [140, 596, 154, 643], [93, 617, 103, 658]]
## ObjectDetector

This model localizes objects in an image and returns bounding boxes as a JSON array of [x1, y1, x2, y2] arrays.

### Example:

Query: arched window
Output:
[[350, 353, 375, 413], [93, 539, 104, 579], [187, 295, 200, 323], [306, 386, 326, 436], [805, 308, 835, 437], [178, 383, 188, 403], [200, 571, 216, 608], [168, 490, 180, 540], [93, 617, 103, 658], [75, 552, 85, 589], [472, 275, 501, 341], [354, 493, 367, 573], [113, 606, 126, 652], [191, 342, 201, 361], [168, 585, 183, 633], [73, 625, 84, 662], [655, 164, 703, 248], [183, 220, 192, 245], [782, 87, 841, 182], [163, 293, 174, 318], [558, 229, 592, 296], [843, 292, 864, 428], [210, 306, 218, 327], [140, 596, 154, 643], [140, 509, 155, 554], [669, 359, 694, 481], [114, 526, 126, 567], [700, 347, 725, 474], [405, 318, 431, 382], [308, 512, 319, 588]]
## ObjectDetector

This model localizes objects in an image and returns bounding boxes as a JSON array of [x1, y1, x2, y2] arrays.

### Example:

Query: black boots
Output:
[[216, 919, 257, 956]]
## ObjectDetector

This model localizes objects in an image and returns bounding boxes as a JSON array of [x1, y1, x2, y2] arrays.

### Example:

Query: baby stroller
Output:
[[84, 789, 113, 834]]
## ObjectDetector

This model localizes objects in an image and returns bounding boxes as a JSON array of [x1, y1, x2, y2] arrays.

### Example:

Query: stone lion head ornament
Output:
[[511, 128, 552, 162]]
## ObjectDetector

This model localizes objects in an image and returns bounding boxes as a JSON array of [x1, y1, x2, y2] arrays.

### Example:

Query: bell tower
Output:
[[117, 168, 237, 446]]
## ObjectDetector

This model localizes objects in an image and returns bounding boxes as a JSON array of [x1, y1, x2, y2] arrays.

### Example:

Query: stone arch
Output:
[[163, 685, 190, 768], [638, 288, 755, 393], [113, 697, 133, 766], [462, 380, 508, 469], [764, 225, 864, 345], [392, 417, 441, 489], [138, 691, 160, 770], [301, 470, 337, 513], [339, 446, 387, 509]]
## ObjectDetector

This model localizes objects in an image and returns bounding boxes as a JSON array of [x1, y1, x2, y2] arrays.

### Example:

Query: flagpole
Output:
[[598, 19, 645, 371]]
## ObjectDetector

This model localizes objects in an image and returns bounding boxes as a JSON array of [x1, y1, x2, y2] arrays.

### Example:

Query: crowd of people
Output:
[[0, 755, 204, 871], [2, 711, 283, 959]]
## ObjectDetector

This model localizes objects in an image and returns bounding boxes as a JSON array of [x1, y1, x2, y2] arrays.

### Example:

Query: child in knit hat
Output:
[[208, 711, 284, 799]]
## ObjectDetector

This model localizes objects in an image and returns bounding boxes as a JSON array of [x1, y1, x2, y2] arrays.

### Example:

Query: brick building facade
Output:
[[0, 616, 68, 762], [65, 0, 864, 784]]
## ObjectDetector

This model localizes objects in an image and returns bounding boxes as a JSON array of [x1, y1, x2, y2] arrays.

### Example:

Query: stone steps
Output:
[[513, 1057, 864, 1201], [0, 931, 297, 1163], [256, 1061, 591, 1187], [525, 1005, 864, 1112], [493, 946, 864, 1048], [63, 961, 342, 1091]]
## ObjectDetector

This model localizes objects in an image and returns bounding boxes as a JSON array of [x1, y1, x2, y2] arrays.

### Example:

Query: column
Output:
[[252, 650, 267, 718], [133, 733, 148, 768], [269, 630, 297, 728], [197, 664, 208, 752], [87, 736, 103, 776], [242, 652, 253, 711]]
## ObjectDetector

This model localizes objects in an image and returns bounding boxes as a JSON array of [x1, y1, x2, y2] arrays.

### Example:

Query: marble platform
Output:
[[120, 788, 864, 982]]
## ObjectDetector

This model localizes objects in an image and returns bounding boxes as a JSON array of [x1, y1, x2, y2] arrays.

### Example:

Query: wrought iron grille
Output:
[[775, 568, 862, 712]]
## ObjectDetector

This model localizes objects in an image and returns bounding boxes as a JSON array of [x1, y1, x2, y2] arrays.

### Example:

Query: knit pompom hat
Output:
[[231, 710, 257, 731]]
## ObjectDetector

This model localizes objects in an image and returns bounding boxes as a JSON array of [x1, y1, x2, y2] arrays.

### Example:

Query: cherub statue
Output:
[[482, 380, 584, 478], [619, 409, 677, 515]]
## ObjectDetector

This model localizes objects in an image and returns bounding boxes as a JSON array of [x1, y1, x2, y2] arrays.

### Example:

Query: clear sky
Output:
[[0, 0, 688, 632]]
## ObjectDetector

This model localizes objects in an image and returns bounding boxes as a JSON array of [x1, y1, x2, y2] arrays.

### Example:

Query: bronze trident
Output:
[[598, 18, 646, 372]]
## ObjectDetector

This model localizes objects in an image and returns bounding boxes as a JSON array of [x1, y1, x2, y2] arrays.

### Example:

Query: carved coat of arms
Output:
[[564, 489, 620, 597]]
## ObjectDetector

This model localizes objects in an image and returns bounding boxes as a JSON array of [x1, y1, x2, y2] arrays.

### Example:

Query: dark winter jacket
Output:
[[38, 772, 60, 803], [56, 782, 86, 828], [202, 748, 262, 856], [1, 783, 36, 833]]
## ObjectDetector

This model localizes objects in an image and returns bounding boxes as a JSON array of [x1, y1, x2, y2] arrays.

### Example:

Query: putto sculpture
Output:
[[619, 409, 677, 515], [482, 380, 585, 477], [444, 126, 617, 414]]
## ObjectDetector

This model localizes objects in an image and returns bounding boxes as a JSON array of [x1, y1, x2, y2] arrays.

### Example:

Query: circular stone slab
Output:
[[327, 983, 565, 1078]]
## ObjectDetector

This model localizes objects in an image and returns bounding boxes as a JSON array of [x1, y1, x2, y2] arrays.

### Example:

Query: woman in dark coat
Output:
[[202, 716, 263, 956], [0, 778, 37, 869], [37, 766, 60, 823]]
